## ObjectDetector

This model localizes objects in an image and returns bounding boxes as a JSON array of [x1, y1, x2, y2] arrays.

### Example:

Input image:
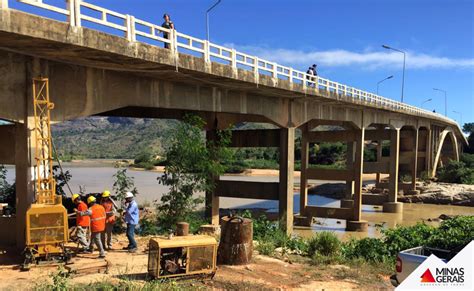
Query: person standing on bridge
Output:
[[312, 64, 318, 76], [306, 66, 315, 87], [162, 13, 175, 49]]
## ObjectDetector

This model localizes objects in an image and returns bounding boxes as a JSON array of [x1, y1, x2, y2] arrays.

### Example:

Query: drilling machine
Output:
[[22, 78, 70, 270]]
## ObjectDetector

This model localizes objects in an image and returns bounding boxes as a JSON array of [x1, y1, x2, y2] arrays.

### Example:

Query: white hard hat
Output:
[[125, 192, 134, 199]]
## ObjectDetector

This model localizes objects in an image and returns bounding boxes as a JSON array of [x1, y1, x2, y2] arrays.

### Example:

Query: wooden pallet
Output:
[[65, 259, 110, 277]]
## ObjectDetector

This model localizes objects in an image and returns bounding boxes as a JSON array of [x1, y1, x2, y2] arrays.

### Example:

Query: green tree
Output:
[[113, 168, 138, 203], [462, 122, 474, 154], [156, 115, 232, 230], [0, 165, 15, 210]]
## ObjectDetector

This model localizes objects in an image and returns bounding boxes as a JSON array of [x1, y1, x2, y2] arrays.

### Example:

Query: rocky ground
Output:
[[308, 181, 474, 206], [398, 182, 474, 206]]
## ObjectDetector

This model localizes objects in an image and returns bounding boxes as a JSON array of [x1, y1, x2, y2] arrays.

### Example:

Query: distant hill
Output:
[[52, 117, 178, 160]]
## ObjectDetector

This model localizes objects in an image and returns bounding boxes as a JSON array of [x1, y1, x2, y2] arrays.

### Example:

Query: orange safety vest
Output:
[[76, 201, 91, 227], [90, 204, 106, 233], [101, 200, 116, 224]]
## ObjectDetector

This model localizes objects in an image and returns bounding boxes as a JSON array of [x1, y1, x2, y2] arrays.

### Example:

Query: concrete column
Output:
[[383, 128, 403, 213], [205, 130, 220, 225], [375, 140, 382, 187], [341, 141, 355, 208], [299, 127, 309, 215], [15, 122, 35, 248], [346, 128, 368, 231], [279, 127, 295, 234], [409, 129, 419, 193]]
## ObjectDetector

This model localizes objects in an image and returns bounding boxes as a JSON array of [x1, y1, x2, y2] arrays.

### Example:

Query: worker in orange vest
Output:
[[86, 196, 106, 258], [72, 194, 90, 252], [100, 190, 116, 250]]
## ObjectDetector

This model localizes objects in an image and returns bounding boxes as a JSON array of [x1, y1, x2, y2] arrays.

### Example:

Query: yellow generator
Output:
[[148, 235, 217, 279], [22, 78, 70, 270]]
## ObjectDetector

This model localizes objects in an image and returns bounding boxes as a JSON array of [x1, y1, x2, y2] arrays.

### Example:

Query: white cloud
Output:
[[225, 44, 474, 70]]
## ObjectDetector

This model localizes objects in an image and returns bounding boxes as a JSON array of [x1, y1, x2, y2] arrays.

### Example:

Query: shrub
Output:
[[437, 160, 474, 184], [427, 216, 474, 250], [342, 237, 390, 263], [381, 223, 434, 257], [256, 241, 276, 256], [306, 231, 340, 257]]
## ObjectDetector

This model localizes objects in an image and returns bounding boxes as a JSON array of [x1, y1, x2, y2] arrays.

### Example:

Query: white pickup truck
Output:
[[391, 246, 457, 286]]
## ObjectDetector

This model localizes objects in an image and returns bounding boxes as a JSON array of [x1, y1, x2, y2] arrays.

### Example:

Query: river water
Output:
[[4, 163, 474, 240]]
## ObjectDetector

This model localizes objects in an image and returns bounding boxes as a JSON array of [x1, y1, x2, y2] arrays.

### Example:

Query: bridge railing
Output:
[[2, 0, 457, 126]]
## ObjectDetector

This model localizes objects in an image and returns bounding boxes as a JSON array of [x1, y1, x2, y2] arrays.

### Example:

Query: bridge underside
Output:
[[0, 8, 466, 247]]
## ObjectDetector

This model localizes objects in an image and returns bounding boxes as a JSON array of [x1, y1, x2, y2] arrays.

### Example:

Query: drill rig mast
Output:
[[23, 78, 69, 269]]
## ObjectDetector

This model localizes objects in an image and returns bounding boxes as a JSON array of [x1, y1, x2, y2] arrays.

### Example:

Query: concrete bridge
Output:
[[0, 0, 466, 247]]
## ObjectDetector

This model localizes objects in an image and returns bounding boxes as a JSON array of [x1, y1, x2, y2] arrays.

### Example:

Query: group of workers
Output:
[[72, 191, 140, 258]]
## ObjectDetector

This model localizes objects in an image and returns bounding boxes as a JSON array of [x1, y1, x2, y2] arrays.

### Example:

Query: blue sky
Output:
[[10, 0, 474, 126]]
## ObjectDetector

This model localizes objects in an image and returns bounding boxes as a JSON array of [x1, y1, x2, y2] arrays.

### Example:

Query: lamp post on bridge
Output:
[[382, 45, 406, 103], [206, 0, 222, 42], [433, 88, 447, 116], [421, 98, 432, 108], [452, 110, 463, 125], [376, 75, 393, 95]]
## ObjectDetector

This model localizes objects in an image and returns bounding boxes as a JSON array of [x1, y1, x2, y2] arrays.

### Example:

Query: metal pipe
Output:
[[206, 0, 222, 42]]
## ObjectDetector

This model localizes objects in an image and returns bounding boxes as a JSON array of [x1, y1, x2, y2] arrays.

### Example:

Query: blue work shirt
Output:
[[125, 200, 139, 225]]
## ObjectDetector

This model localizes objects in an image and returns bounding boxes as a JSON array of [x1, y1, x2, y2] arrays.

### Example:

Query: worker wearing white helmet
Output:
[[123, 191, 139, 252]]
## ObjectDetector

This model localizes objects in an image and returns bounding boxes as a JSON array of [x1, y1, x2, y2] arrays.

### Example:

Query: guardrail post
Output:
[[0, 0, 8, 10], [273, 62, 278, 79], [66, 0, 75, 26], [126, 15, 136, 42], [231, 48, 237, 69], [204, 41, 210, 63], [171, 29, 178, 54], [74, 0, 82, 27], [289, 68, 293, 83], [254, 57, 259, 84]]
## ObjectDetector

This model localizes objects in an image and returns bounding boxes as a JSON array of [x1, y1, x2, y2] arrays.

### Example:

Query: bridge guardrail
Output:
[[1, 0, 459, 128]]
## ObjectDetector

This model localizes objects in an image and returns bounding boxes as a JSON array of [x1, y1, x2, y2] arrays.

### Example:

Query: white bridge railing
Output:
[[1, 0, 457, 126]]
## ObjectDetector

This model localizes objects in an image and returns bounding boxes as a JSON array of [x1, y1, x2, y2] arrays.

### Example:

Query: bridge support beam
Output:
[[346, 127, 368, 231], [341, 140, 355, 208], [205, 129, 220, 225], [14, 122, 36, 248], [383, 128, 403, 213], [299, 125, 309, 214], [408, 128, 419, 193], [279, 127, 295, 234]]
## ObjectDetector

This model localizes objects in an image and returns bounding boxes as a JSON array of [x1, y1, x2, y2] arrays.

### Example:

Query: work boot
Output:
[[99, 254, 106, 258], [128, 248, 137, 253]]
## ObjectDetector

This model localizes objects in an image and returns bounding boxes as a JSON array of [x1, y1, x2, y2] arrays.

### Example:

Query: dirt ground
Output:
[[0, 234, 392, 290]]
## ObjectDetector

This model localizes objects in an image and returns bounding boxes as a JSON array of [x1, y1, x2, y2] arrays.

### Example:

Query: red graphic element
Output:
[[421, 269, 436, 283]]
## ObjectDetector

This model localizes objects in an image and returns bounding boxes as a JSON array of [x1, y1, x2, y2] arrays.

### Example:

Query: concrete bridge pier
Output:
[[383, 128, 403, 213], [297, 124, 368, 232]]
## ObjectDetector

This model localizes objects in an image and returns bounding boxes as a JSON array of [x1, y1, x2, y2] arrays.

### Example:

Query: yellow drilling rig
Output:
[[22, 78, 70, 270]]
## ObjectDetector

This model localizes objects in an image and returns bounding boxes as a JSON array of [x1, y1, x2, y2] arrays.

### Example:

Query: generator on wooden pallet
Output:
[[147, 235, 217, 279]]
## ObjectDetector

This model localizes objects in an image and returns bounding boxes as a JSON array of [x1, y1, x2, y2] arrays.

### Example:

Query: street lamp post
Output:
[[382, 45, 406, 103], [433, 88, 447, 116], [421, 98, 432, 108], [376, 75, 393, 95], [452, 110, 463, 125], [206, 0, 222, 42]]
